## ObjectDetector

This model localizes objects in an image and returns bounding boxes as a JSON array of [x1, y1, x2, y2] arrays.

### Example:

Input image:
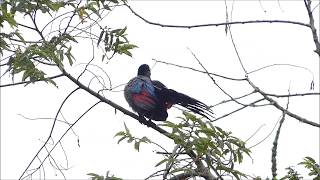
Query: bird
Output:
[[124, 64, 214, 121]]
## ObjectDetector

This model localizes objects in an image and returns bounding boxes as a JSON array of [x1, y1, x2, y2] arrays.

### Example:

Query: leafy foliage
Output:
[[280, 157, 320, 180], [0, 0, 136, 86], [114, 123, 151, 152], [115, 112, 251, 179], [97, 26, 138, 59], [87, 171, 122, 180], [298, 156, 320, 178]]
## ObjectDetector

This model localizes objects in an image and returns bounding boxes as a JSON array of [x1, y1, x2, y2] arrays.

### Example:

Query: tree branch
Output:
[[62, 68, 218, 179], [271, 91, 290, 179], [19, 88, 80, 180], [125, 3, 311, 29], [304, 0, 320, 56], [247, 78, 320, 128], [61, 68, 168, 134], [151, 58, 246, 81], [0, 74, 64, 88]]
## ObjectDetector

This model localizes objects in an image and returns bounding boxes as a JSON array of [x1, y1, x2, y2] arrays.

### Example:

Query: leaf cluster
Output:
[[87, 171, 122, 180], [1, 0, 136, 87], [97, 26, 138, 59], [114, 123, 151, 152], [159, 112, 251, 179], [114, 112, 251, 179]]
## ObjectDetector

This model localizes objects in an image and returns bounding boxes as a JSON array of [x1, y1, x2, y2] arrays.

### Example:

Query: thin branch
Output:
[[213, 98, 265, 122], [168, 171, 204, 180], [17, 23, 37, 31], [125, 3, 311, 29], [210, 90, 257, 108], [21, 101, 101, 180], [188, 48, 248, 107], [19, 88, 80, 180], [29, 13, 46, 41], [304, 0, 320, 56], [227, 24, 247, 74], [247, 78, 320, 128], [247, 63, 315, 80], [0, 74, 64, 88], [61, 68, 168, 134], [151, 58, 246, 81], [271, 90, 290, 179], [61, 68, 217, 179], [264, 92, 320, 98]]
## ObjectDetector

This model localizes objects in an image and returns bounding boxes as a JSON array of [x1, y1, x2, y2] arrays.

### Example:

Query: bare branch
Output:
[[304, 0, 320, 56], [19, 88, 80, 179], [151, 58, 246, 81], [247, 78, 320, 128], [188, 48, 248, 107], [125, 3, 311, 29], [21, 101, 101, 180], [0, 74, 64, 88], [213, 98, 266, 122], [271, 90, 290, 179], [265, 92, 320, 98]]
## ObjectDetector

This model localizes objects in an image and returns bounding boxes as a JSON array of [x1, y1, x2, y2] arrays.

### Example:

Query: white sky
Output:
[[1, 1, 319, 179]]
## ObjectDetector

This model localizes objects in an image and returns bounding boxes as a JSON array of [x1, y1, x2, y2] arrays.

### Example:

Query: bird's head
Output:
[[138, 64, 151, 78]]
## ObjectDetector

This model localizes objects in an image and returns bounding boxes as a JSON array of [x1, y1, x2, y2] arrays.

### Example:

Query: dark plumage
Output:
[[124, 64, 214, 121]]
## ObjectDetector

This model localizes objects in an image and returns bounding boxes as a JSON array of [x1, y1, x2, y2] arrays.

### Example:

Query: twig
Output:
[[0, 74, 64, 88], [62, 68, 168, 134], [188, 48, 248, 107], [61, 68, 217, 179], [19, 88, 80, 179], [264, 92, 320, 98], [271, 91, 290, 179], [227, 22, 247, 74], [21, 101, 101, 180], [304, 0, 320, 56], [213, 98, 265, 122], [125, 4, 311, 29], [151, 58, 246, 81], [247, 78, 320, 128]]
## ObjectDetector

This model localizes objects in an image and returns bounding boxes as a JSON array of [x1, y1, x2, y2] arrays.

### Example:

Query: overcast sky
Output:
[[1, 1, 319, 179]]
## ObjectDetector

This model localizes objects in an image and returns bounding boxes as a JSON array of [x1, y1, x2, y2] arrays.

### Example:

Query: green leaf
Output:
[[118, 26, 127, 35], [155, 158, 169, 167], [15, 31, 26, 44], [117, 136, 126, 144], [109, 0, 119, 4], [87, 2, 101, 18], [127, 137, 134, 143], [114, 131, 126, 138], [124, 122, 130, 134], [97, 30, 105, 46], [62, 33, 78, 43], [65, 46, 75, 66], [140, 136, 150, 143], [134, 141, 140, 151]]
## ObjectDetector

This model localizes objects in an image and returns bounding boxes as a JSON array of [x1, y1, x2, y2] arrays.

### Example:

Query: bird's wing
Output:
[[125, 77, 158, 112]]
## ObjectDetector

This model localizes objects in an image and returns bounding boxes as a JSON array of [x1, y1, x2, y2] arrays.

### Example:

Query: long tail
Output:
[[152, 80, 214, 119], [166, 89, 214, 119]]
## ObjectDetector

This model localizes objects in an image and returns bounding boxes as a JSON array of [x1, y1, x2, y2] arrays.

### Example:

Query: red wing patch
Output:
[[132, 90, 157, 110]]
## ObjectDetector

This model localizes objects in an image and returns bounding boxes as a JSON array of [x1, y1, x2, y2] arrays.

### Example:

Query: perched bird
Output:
[[124, 64, 214, 121]]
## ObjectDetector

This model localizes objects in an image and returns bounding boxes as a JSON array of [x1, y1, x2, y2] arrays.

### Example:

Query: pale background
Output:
[[1, 1, 319, 179]]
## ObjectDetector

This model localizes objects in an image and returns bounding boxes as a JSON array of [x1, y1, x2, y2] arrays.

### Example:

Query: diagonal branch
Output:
[[61, 69, 168, 134], [19, 88, 80, 180], [247, 78, 320, 128], [304, 0, 320, 56], [62, 68, 217, 179]]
